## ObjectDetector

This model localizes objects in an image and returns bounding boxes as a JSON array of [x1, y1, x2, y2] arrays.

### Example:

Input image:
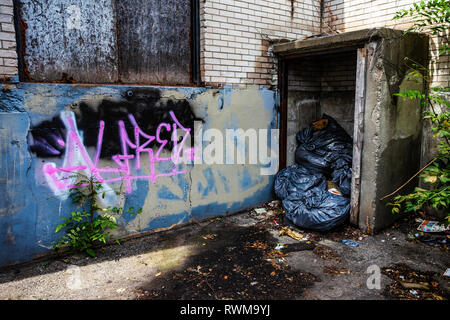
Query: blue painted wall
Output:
[[0, 83, 279, 267]]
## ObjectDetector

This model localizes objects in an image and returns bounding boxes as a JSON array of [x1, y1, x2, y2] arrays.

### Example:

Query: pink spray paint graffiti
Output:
[[42, 110, 197, 199]]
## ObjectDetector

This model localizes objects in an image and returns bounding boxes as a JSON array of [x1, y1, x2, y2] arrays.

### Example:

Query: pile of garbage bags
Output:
[[275, 114, 353, 231]]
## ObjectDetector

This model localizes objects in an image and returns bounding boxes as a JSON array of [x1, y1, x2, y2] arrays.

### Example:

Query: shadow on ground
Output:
[[135, 223, 317, 300], [0, 207, 448, 300]]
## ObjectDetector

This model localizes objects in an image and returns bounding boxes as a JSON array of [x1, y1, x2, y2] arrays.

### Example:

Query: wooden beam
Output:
[[350, 47, 368, 225], [278, 59, 288, 171]]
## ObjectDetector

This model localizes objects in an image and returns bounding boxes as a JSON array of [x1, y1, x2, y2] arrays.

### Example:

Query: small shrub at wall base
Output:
[[54, 174, 142, 258]]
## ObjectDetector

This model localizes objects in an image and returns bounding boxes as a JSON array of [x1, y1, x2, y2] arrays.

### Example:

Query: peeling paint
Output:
[[0, 84, 278, 268]]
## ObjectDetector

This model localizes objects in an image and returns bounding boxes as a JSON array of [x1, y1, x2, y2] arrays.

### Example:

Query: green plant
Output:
[[386, 1, 449, 223], [394, 0, 450, 54], [54, 174, 142, 257]]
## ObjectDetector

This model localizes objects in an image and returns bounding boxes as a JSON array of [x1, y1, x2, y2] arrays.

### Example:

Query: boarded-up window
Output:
[[116, 0, 191, 84], [15, 0, 194, 85]]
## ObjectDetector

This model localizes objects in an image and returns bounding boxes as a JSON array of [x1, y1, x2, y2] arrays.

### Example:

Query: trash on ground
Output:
[[202, 234, 217, 240], [254, 208, 268, 215], [279, 226, 304, 241], [247, 240, 268, 250], [382, 263, 449, 300], [444, 268, 450, 277], [400, 281, 430, 291], [341, 239, 359, 247], [323, 266, 351, 275], [419, 237, 447, 247], [417, 220, 449, 233], [329, 225, 366, 242], [267, 200, 281, 209], [408, 230, 448, 248], [274, 115, 352, 231], [274, 165, 350, 231], [275, 243, 285, 251]]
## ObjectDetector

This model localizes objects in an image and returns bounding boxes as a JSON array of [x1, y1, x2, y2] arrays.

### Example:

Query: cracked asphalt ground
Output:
[[0, 206, 449, 300]]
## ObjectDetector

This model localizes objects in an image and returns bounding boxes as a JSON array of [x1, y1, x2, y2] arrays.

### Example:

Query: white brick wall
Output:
[[0, 0, 17, 81], [324, 0, 449, 88], [288, 52, 356, 92], [2, 0, 447, 89], [2, 0, 322, 85], [200, 0, 323, 88]]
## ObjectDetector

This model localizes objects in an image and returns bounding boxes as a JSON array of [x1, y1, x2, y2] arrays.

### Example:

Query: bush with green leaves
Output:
[[387, 0, 449, 223], [54, 174, 142, 257]]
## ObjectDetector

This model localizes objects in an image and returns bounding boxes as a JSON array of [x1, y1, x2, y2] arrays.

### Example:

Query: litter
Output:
[[275, 243, 285, 251], [267, 200, 281, 208], [323, 266, 351, 275], [341, 239, 359, 247], [327, 180, 342, 196], [407, 231, 448, 247], [295, 114, 353, 195], [254, 208, 268, 215], [444, 268, 450, 277], [279, 226, 304, 241], [420, 237, 446, 247], [275, 115, 352, 231], [400, 281, 431, 291], [328, 188, 342, 196], [417, 220, 449, 233], [275, 165, 350, 231]]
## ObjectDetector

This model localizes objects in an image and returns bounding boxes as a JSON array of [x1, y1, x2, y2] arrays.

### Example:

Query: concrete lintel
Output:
[[273, 28, 417, 57]]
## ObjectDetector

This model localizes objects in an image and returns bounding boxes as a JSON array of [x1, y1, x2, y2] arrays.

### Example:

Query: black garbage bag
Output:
[[274, 164, 324, 200], [275, 115, 354, 231], [295, 114, 353, 196], [274, 164, 350, 231], [282, 186, 350, 231], [294, 127, 332, 174], [295, 114, 352, 175], [331, 157, 352, 196]]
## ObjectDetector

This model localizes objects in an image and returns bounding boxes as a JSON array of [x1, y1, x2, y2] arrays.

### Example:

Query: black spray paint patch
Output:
[[29, 88, 202, 159], [29, 116, 67, 158]]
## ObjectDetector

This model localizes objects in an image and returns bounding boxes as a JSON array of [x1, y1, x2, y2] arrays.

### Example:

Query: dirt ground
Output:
[[0, 203, 449, 300]]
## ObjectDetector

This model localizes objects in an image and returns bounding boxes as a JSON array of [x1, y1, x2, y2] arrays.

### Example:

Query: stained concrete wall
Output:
[[0, 84, 279, 268], [359, 30, 429, 233]]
